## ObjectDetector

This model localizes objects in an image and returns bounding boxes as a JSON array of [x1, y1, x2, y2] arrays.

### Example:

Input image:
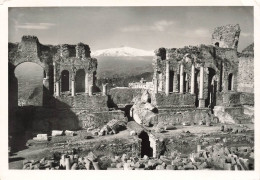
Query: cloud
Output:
[[240, 32, 252, 37], [121, 20, 174, 32], [16, 23, 56, 30], [183, 28, 210, 38]]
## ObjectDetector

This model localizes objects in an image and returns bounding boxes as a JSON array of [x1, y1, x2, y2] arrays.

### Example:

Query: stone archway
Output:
[[138, 131, 153, 157], [75, 69, 85, 93], [61, 70, 70, 92], [14, 62, 44, 106], [206, 68, 217, 109]]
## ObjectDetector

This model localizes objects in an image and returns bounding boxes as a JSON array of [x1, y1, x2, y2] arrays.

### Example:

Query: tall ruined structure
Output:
[[131, 24, 254, 128], [8, 36, 126, 134]]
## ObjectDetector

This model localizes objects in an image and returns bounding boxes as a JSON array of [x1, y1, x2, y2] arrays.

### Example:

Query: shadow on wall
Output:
[[8, 67, 80, 153]]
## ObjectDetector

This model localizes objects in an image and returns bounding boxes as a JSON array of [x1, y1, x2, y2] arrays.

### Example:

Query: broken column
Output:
[[89, 85, 93, 96], [199, 63, 205, 108], [165, 60, 170, 96], [71, 77, 75, 96], [180, 62, 184, 94], [190, 62, 195, 94], [102, 83, 107, 96]]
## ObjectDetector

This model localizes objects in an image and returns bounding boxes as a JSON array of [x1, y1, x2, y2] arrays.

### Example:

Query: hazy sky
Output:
[[9, 7, 253, 52]]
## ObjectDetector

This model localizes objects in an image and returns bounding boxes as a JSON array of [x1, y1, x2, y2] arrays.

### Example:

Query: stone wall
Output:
[[151, 93, 196, 108], [54, 94, 109, 111], [50, 135, 141, 158], [78, 110, 127, 129], [237, 56, 254, 93], [155, 109, 211, 125], [109, 87, 143, 106]]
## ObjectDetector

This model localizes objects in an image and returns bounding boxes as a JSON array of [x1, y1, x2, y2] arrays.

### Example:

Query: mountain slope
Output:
[[92, 46, 154, 57]]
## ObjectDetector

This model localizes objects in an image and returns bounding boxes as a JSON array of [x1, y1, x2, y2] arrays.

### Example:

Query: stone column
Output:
[[173, 72, 178, 92], [199, 64, 205, 108], [71, 79, 75, 96], [53, 62, 56, 95], [85, 72, 89, 93], [165, 60, 170, 96], [102, 83, 107, 96], [179, 62, 184, 94], [89, 85, 93, 96], [190, 63, 195, 94], [56, 81, 60, 96]]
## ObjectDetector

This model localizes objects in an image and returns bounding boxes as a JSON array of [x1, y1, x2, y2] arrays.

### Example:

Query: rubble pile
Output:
[[98, 119, 127, 136], [22, 142, 253, 170]]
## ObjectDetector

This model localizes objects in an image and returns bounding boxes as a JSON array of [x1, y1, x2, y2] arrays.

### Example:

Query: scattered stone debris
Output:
[[99, 119, 127, 136], [22, 142, 254, 170]]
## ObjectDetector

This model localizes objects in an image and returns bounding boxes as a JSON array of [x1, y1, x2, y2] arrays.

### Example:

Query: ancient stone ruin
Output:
[[8, 24, 254, 170]]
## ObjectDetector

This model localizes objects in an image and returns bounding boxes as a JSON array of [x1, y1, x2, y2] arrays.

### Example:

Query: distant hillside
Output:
[[96, 56, 153, 78], [97, 71, 153, 91]]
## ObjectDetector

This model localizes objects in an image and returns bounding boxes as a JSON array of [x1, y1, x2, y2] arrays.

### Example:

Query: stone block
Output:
[[52, 130, 64, 136]]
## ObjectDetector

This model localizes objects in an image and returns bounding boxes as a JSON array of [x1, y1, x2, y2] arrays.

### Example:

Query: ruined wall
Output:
[[78, 110, 127, 129], [151, 93, 195, 108], [155, 109, 211, 125], [212, 24, 240, 49], [109, 87, 143, 106], [237, 56, 254, 93]]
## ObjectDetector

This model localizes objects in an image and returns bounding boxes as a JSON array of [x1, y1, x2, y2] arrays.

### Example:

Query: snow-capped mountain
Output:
[[92, 46, 154, 57]]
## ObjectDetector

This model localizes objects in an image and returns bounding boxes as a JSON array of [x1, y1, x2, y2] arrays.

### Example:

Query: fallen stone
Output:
[[156, 165, 165, 170], [130, 130, 136, 136], [87, 152, 97, 162], [164, 125, 176, 130], [116, 162, 123, 168], [182, 122, 191, 126], [52, 130, 64, 137], [35, 134, 48, 141], [65, 130, 75, 136]]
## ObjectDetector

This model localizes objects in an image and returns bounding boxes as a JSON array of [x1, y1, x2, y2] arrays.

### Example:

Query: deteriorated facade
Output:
[[149, 24, 254, 125], [8, 36, 121, 134]]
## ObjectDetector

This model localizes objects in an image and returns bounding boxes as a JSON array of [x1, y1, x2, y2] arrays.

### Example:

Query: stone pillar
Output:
[[199, 64, 205, 108], [53, 62, 56, 95], [165, 60, 170, 96], [55, 81, 60, 96], [71, 79, 75, 96], [102, 84, 107, 96], [85, 72, 89, 93], [89, 85, 93, 96], [179, 63, 184, 94], [173, 72, 178, 92], [190, 63, 195, 94]]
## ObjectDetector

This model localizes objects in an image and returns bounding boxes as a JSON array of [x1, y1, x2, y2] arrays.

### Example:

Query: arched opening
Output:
[[228, 73, 233, 91], [43, 70, 46, 78], [14, 62, 43, 106], [61, 70, 70, 92], [195, 70, 200, 107], [215, 42, 219, 47], [75, 69, 85, 93], [206, 68, 216, 109], [138, 131, 153, 157], [169, 70, 174, 92]]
